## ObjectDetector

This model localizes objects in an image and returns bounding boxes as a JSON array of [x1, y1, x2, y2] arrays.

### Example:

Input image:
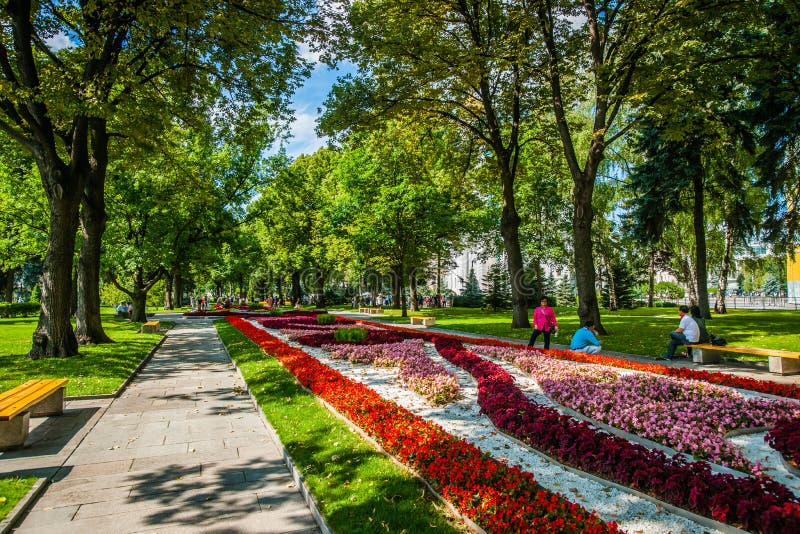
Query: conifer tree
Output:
[[459, 268, 484, 308], [482, 263, 512, 311]]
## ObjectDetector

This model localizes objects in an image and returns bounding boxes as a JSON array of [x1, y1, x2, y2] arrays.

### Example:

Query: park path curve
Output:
[[12, 319, 320, 534]]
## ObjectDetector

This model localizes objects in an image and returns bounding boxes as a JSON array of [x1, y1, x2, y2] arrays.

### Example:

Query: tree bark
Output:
[[573, 173, 605, 333], [164, 274, 173, 309], [409, 270, 419, 312], [398, 264, 407, 317], [715, 221, 732, 314], [648, 250, 655, 308], [29, 162, 82, 359], [173, 270, 183, 309], [391, 266, 402, 310], [498, 166, 530, 328], [291, 271, 302, 302], [130, 286, 147, 322], [691, 159, 711, 319], [76, 119, 112, 344], [2, 268, 16, 302]]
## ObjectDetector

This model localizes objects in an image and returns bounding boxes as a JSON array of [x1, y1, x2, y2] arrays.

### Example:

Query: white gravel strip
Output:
[[730, 432, 800, 495], [251, 320, 721, 534]]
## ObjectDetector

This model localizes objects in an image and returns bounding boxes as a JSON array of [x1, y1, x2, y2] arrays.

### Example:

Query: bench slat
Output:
[[690, 344, 800, 359], [0, 379, 69, 420]]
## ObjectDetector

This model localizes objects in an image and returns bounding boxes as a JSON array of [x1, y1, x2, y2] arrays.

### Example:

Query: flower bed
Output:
[[766, 419, 800, 469], [182, 309, 231, 317], [320, 340, 460, 405], [433, 337, 800, 533], [296, 328, 406, 347], [227, 316, 617, 533], [469, 345, 800, 472], [356, 320, 800, 401]]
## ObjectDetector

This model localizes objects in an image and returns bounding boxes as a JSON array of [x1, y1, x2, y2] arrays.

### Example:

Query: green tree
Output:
[[482, 262, 512, 311], [458, 268, 484, 309]]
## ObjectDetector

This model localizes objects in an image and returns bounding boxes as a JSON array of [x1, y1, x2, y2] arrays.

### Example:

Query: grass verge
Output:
[[0, 477, 37, 521], [362, 307, 800, 361], [0, 313, 173, 396], [215, 320, 465, 534]]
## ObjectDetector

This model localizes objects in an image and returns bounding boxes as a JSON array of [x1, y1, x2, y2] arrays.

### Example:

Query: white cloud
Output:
[[285, 107, 327, 158], [298, 40, 322, 64], [45, 32, 74, 51]]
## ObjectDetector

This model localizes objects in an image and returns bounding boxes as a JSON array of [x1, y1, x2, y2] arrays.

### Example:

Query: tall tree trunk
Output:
[[314, 268, 326, 308], [399, 264, 407, 318], [499, 166, 530, 328], [76, 119, 111, 344], [436, 252, 442, 304], [277, 276, 284, 304], [164, 275, 173, 310], [291, 271, 301, 302], [532, 261, 543, 300], [647, 249, 655, 308], [130, 286, 147, 322], [29, 174, 82, 359], [603, 255, 618, 311], [2, 268, 16, 302], [691, 163, 711, 319], [715, 221, 733, 314], [391, 265, 402, 310], [71, 264, 78, 316], [409, 270, 419, 312], [573, 173, 605, 333], [173, 270, 183, 309]]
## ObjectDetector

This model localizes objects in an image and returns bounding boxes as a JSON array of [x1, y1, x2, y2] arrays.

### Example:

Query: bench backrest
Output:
[[0, 379, 69, 420]]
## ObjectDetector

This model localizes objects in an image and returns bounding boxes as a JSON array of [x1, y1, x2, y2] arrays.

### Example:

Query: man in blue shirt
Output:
[[570, 321, 602, 354]]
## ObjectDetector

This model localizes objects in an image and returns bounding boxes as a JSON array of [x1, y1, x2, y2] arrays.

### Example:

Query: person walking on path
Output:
[[660, 305, 699, 360], [528, 296, 558, 349], [570, 320, 602, 354]]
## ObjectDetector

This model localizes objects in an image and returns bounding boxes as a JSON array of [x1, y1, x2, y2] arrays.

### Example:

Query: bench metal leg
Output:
[[692, 347, 721, 364], [30, 387, 65, 417], [0, 412, 30, 451], [769, 356, 800, 375]]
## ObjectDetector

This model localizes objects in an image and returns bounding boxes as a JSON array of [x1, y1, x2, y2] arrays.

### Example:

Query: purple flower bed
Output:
[[470, 345, 800, 472], [435, 337, 800, 533], [320, 339, 459, 405], [296, 329, 406, 347]]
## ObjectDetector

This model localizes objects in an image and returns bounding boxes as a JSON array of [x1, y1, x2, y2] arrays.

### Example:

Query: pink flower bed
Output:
[[470, 345, 800, 472]]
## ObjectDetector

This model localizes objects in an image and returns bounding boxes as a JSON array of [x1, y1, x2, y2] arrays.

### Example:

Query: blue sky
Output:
[[283, 47, 356, 158]]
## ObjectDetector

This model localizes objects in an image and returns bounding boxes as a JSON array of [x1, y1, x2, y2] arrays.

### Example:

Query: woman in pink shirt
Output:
[[528, 296, 558, 349]]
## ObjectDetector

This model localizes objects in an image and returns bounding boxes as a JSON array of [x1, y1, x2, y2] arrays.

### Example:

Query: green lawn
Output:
[[345, 306, 800, 361], [215, 320, 465, 533], [0, 477, 37, 521], [0, 311, 171, 396]]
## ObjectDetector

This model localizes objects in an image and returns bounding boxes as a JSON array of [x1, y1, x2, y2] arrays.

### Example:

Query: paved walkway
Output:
[[335, 311, 800, 387], [1, 319, 320, 534]]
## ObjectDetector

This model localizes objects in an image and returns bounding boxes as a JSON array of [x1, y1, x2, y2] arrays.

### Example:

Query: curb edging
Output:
[[0, 478, 47, 534]]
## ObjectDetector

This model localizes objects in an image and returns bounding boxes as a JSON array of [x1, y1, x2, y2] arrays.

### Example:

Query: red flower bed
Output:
[[431, 336, 800, 533], [356, 320, 800, 401], [766, 419, 800, 468], [226, 316, 617, 533]]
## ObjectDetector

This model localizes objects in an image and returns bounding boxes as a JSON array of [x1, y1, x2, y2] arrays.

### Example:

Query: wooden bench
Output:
[[689, 344, 800, 375], [359, 307, 382, 315], [141, 320, 160, 333], [0, 379, 68, 450], [410, 316, 436, 327]]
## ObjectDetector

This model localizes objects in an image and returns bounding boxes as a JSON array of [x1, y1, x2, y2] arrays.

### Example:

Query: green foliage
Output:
[[763, 275, 784, 296], [654, 281, 685, 299], [317, 313, 337, 325], [555, 275, 576, 307], [100, 283, 128, 307], [601, 262, 639, 310], [29, 283, 40, 303], [334, 327, 368, 342], [482, 263, 511, 311], [0, 302, 39, 318], [456, 269, 483, 308]]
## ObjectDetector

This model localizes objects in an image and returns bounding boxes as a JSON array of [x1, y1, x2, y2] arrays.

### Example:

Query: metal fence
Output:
[[663, 296, 800, 310]]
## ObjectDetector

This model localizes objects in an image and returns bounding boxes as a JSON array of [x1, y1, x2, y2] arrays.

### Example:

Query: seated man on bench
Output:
[[659, 305, 699, 361]]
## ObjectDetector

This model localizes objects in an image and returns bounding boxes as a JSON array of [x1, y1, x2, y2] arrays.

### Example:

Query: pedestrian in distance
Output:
[[528, 296, 558, 349]]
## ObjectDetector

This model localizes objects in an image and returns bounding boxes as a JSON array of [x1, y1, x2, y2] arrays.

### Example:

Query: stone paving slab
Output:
[[8, 319, 321, 534]]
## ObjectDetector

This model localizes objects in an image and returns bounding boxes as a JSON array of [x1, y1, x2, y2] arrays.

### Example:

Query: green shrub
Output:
[[317, 313, 336, 325], [247, 302, 264, 311], [654, 300, 677, 308], [0, 302, 40, 318], [267, 309, 282, 316], [334, 327, 367, 342]]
